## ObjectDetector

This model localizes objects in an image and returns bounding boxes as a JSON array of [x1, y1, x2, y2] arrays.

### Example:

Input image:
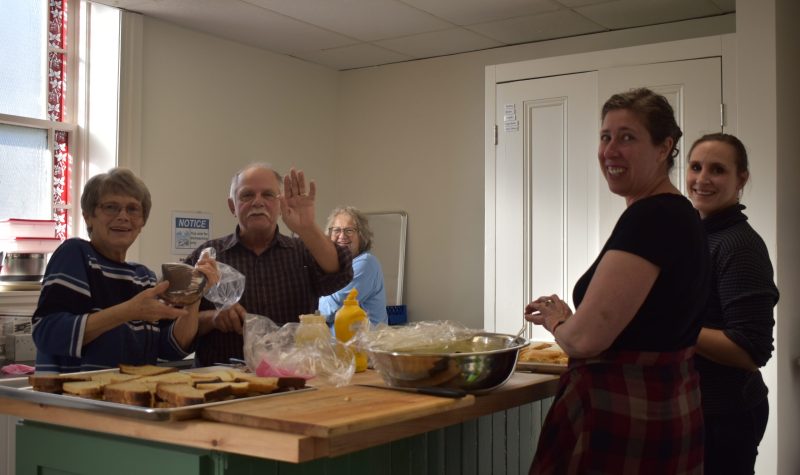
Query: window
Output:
[[0, 0, 73, 238], [1, 0, 123, 240]]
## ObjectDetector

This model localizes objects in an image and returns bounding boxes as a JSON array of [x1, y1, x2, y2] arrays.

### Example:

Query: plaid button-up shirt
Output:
[[184, 226, 353, 366]]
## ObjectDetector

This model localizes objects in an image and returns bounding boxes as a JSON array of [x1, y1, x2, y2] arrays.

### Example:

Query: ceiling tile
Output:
[[400, 0, 561, 26], [375, 28, 504, 58], [709, 0, 735, 12], [245, 0, 453, 41], [468, 9, 605, 45], [574, 0, 725, 29], [291, 43, 414, 70], [553, 0, 618, 7], [102, 0, 358, 53]]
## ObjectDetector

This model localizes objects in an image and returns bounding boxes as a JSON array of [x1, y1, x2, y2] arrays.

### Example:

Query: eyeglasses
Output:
[[329, 227, 357, 237], [97, 202, 144, 219], [237, 190, 280, 203]]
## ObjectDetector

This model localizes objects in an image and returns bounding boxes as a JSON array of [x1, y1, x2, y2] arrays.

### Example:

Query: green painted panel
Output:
[[427, 428, 445, 474], [444, 425, 461, 475], [409, 431, 428, 474], [506, 405, 520, 475], [491, 412, 506, 475], [16, 421, 213, 475], [389, 435, 412, 475], [460, 418, 477, 475], [519, 403, 535, 473], [476, 414, 493, 475]]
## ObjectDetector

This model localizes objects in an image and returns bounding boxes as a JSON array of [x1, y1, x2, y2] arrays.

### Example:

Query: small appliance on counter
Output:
[[0, 218, 61, 289]]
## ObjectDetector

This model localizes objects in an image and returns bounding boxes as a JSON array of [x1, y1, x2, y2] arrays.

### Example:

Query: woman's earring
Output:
[[737, 188, 744, 201]]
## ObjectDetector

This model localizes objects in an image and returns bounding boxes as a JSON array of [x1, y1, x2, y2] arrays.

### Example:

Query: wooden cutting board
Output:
[[202, 385, 474, 437]]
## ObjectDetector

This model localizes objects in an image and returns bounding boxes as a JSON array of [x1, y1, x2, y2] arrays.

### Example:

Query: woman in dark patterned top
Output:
[[32, 168, 218, 373], [686, 133, 779, 475], [524, 88, 710, 474]]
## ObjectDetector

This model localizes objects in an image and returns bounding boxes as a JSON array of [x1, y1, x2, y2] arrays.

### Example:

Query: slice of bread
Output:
[[232, 372, 280, 392], [189, 369, 238, 383], [28, 374, 91, 393], [156, 382, 232, 407], [90, 372, 142, 385], [103, 381, 155, 407], [62, 380, 105, 399], [118, 364, 178, 377], [196, 381, 253, 397]]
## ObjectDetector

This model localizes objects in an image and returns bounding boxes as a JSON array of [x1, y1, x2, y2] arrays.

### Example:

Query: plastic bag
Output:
[[359, 320, 480, 353], [243, 313, 355, 387], [197, 247, 245, 312]]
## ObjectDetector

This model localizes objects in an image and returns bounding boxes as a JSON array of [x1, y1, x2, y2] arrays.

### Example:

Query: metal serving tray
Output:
[[0, 367, 313, 421]]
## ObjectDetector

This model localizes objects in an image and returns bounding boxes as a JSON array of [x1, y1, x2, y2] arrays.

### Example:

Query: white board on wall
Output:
[[364, 211, 407, 305]]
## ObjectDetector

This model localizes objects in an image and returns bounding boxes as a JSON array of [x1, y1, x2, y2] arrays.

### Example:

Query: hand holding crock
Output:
[[524, 295, 573, 334]]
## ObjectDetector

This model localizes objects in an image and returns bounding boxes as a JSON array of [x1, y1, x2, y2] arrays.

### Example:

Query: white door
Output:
[[597, 57, 722, 243], [488, 58, 721, 341], [492, 71, 598, 340]]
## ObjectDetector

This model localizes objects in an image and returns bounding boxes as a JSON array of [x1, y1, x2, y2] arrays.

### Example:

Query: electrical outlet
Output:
[[7, 334, 36, 362]]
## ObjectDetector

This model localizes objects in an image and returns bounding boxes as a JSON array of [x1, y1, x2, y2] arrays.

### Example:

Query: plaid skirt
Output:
[[530, 347, 703, 475]]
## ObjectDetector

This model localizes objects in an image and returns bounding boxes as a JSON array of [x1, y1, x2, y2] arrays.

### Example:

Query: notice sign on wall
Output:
[[171, 211, 212, 255]]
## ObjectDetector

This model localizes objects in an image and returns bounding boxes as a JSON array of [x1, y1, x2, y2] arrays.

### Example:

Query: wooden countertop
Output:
[[0, 370, 559, 463]]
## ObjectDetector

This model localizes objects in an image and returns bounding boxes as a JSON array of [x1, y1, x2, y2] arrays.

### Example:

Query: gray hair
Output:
[[325, 206, 373, 254], [81, 168, 152, 234], [229, 163, 282, 199]]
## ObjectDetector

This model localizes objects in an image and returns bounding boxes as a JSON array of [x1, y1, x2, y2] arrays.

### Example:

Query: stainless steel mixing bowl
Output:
[[368, 332, 529, 394]]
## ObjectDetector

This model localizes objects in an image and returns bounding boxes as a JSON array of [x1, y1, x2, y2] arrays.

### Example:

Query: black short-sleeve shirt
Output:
[[573, 194, 710, 351]]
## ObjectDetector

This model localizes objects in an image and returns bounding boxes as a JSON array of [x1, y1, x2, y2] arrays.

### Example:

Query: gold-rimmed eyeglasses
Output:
[[329, 227, 357, 237], [97, 202, 144, 219]]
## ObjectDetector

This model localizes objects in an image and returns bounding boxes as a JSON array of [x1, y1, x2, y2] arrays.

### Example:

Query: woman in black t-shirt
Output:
[[524, 88, 710, 475]]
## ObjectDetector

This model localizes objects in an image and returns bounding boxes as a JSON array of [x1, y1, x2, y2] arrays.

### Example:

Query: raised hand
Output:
[[280, 168, 317, 235]]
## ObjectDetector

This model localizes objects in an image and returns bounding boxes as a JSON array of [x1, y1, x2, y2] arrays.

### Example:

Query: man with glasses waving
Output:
[[184, 163, 353, 367]]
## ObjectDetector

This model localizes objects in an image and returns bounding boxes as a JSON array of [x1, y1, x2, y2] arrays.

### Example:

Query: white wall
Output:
[[134, 19, 340, 272], [771, 0, 800, 472], [334, 15, 733, 328]]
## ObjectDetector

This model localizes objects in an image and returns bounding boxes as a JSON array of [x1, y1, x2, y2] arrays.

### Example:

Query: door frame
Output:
[[483, 34, 737, 330]]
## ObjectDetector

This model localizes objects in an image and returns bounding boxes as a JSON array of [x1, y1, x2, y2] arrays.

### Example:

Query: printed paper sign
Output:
[[171, 211, 212, 255]]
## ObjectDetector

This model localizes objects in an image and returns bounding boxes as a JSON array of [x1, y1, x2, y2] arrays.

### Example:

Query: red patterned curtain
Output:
[[48, 0, 69, 239]]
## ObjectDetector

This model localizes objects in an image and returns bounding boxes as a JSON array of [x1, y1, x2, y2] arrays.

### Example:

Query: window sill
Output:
[[0, 290, 40, 316]]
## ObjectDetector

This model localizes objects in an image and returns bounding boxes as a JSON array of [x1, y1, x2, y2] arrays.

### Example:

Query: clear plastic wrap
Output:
[[359, 320, 481, 353], [198, 247, 246, 312], [243, 313, 355, 387]]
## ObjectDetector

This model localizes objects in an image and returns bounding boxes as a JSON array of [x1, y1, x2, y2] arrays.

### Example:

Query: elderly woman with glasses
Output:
[[318, 206, 388, 327], [32, 168, 218, 373]]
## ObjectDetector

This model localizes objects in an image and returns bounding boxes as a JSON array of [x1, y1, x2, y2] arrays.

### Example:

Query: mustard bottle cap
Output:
[[343, 288, 359, 305]]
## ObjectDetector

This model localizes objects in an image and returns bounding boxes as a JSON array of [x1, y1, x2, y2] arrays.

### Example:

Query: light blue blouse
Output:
[[318, 252, 388, 327]]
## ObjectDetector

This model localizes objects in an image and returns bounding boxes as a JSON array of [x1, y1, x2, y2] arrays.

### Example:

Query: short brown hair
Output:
[[602, 88, 683, 170], [81, 168, 152, 229]]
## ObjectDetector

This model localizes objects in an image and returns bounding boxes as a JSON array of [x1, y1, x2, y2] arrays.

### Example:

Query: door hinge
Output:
[[720, 103, 725, 128], [494, 125, 498, 145]]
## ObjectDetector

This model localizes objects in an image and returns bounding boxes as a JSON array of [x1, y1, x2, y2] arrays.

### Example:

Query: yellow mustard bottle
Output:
[[295, 313, 330, 346], [334, 288, 368, 372]]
